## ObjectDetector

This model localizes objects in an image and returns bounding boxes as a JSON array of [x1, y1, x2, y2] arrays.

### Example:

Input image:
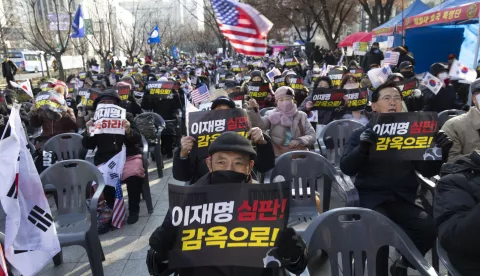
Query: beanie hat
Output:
[[208, 131, 256, 160], [274, 86, 295, 100]]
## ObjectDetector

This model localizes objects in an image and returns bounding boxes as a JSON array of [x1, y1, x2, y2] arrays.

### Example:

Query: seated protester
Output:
[[141, 77, 182, 158], [91, 80, 106, 91], [340, 74, 369, 125], [442, 78, 480, 163], [434, 150, 480, 276], [398, 62, 423, 112], [29, 85, 77, 146], [149, 132, 307, 276], [240, 70, 275, 109], [284, 71, 309, 105], [422, 63, 462, 113], [340, 78, 453, 276], [299, 76, 347, 126], [82, 90, 145, 225], [248, 86, 316, 157], [173, 96, 275, 183], [114, 81, 142, 117]]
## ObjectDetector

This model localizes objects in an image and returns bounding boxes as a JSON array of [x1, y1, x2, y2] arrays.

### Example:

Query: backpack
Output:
[[136, 114, 157, 143]]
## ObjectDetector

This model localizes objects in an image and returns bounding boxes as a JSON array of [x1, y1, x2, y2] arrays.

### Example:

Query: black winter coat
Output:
[[141, 91, 182, 120], [82, 112, 142, 165], [434, 151, 480, 276], [149, 173, 308, 276], [172, 133, 276, 183], [422, 85, 461, 113], [361, 49, 384, 71], [340, 125, 442, 209]]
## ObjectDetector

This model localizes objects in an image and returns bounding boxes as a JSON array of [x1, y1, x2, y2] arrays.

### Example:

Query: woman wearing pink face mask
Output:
[[247, 86, 316, 156]]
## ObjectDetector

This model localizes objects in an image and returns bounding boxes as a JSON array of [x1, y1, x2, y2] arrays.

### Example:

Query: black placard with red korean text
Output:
[[247, 82, 270, 101], [167, 181, 290, 269], [344, 88, 369, 111], [328, 68, 344, 87], [370, 112, 441, 161], [397, 78, 418, 98], [116, 85, 131, 102], [188, 108, 251, 159], [145, 81, 174, 99]]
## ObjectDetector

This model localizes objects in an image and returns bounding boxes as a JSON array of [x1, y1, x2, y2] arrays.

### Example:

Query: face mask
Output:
[[210, 170, 249, 184], [343, 83, 359, 89], [277, 100, 294, 112], [438, 72, 449, 81], [401, 71, 415, 79]]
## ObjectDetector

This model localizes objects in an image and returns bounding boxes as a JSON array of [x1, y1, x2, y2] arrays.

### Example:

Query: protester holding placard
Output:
[[248, 86, 316, 157], [422, 62, 463, 113], [284, 71, 308, 106], [340, 78, 453, 276], [149, 132, 307, 276], [0, 89, 29, 138], [29, 86, 77, 146], [115, 81, 142, 117], [241, 70, 274, 109], [339, 75, 369, 125], [173, 96, 275, 184], [82, 90, 145, 225]]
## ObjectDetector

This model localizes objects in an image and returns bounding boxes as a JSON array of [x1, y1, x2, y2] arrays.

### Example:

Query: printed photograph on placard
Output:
[[188, 109, 251, 158], [370, 112, 441, 161], [167, 182, 290, 269]]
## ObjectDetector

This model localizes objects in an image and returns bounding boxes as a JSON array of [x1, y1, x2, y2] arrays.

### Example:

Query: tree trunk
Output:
[[55, 53, 65, 81], [102, 56, 109, 74], [44, 53, 51, 79], [81, 55, 86, 71]]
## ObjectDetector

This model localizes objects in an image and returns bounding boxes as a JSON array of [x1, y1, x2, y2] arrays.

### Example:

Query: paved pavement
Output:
[[1, 156, 448, 276]]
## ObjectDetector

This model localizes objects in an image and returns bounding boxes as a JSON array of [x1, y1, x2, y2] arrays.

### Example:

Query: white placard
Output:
[[89, 104, 126, 135]]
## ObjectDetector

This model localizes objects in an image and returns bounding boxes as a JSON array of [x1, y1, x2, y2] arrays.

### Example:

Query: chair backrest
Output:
[[41, 133, 86, 160], [40, 160, 105, 216], [135, 112, 166, 132], [303, 207, 438, 276], [437, 109, 465, 129], [140, 135, 149, 170], [269, 151, 357, 212], [436, 239, 461, 276], [260, 107, 275, 116], [320, 119, 363, 167]]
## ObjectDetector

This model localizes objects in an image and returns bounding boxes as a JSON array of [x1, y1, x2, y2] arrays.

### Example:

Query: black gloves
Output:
[[274, 227, 306, 266], [359, 128, 378, 154], [435, 130, 453, 161]]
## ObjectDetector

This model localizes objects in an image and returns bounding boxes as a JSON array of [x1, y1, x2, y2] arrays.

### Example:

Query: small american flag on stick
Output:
[[112, 180, 126, 228], [190, 84, 210, 105]]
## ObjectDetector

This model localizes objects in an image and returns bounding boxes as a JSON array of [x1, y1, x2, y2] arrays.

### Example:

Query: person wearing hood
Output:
[[173, 96, 275, 184], [422, 62, 463, 113], [248, 86, 316, 157], [82, 90, 145, 225], [434, 150, 480, 276], [241, 70, 274, 109], [141, 76, 182, 158], [148, 132, 308, 276], [340, 78, 453, 276], [29, 85, 77, 146], [362, 42, 384, 72], [393, 46, 415, 67]]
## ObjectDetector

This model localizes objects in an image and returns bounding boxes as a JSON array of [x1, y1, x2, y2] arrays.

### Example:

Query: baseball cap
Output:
[[399, 61, 413, 70]]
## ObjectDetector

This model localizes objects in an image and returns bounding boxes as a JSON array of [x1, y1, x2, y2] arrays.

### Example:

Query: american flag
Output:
[[384, 51, 400, 66], [211, 0, 273, 56], [112, 180, 126, 228], [190, 84, 210, 105]]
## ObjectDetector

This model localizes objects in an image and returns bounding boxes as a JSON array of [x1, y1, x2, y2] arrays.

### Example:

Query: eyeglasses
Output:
[[379, 95, 402, 102]]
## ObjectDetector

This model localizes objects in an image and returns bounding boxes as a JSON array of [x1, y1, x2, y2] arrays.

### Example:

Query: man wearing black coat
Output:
[[2, 58, 17, 89], [148, 132, 307, 276], [362, 42, 384, 72], [434, 150, 480, 276], [340, 80, 453, 276], [173, 96, 275, 184]]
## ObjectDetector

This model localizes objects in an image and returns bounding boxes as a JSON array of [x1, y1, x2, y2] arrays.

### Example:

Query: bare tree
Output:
[[357, 0, 396, 29], [0, 2, 19, 56], [117, 2, 149, 61], [86, 0, 116, 73], [71, 38, 89, 71], [18, 0, 74, 80]]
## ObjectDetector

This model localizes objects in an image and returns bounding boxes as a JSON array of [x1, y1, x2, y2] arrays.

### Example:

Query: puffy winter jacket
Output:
[[434, 151, 480, 276]]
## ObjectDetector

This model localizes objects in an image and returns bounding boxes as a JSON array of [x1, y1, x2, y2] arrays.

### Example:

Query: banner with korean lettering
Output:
[[289, 77, 304, 91], [284, 57, 299, 68], [397, 78, 418, 98], [404, 3, 480, 29], [188, 109, 251, 159], [34, 91, 65, 113], [344, 88, 369, 111], [328, 68, 344, 87], [89, 103, 126, 136], [350, 69, 363, 79], [248, 82, 270, 101], [167, 182, 290, 269], [78, 72, 87, 80], [116, 85, 131, 102], [370, 112, 441, 161], [80, 88, 101, 109], [273, 76, 285, 90], [310, 88, 345, 110], [146, 81, 174, 98]]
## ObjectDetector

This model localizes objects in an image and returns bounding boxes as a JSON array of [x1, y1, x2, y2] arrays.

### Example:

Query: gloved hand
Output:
[[359, 128, 378, 154], [461, 104, 470, 112], [274, 227, 306, 266], [413, 89, 422, 98], [435, 130, 453, 161]]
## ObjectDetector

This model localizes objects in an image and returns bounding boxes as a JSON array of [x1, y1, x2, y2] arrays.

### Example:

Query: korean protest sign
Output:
[[168, 181, 291, 269], [350, 68, 363, 79], [289, 77, 304, 91], [247, 82, 270, 101], [284, 57, 299, 68], [188, 109, 251, 159], [396, 78, 418, 98], [89, 103, 126, 136], [370, 112, 441, 161], [273, 76, 285, 90], [310, 88, 344, 110], [34, 91, 65, 113], [145, 81, 174, 98], [80, 88, 101, 110], [328, 68, 344, 87], [344, 88, 369, 111], [116, 85, 131, 102]]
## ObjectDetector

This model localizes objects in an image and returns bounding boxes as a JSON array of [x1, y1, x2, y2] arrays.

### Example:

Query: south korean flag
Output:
[[98, 147, 126, 187]]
